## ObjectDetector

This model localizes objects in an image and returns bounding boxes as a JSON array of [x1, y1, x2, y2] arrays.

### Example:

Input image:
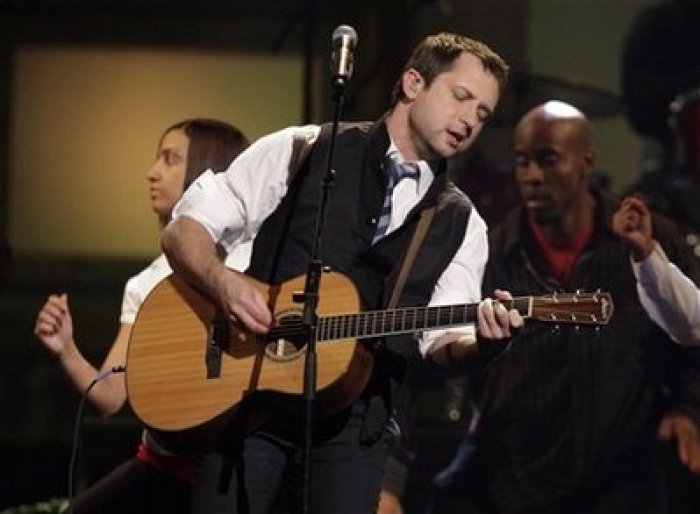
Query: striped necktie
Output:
[[373, 157, 418, 243]]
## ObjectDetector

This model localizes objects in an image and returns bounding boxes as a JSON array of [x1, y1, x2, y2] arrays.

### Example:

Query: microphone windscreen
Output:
[[332, 25, 358, 46]]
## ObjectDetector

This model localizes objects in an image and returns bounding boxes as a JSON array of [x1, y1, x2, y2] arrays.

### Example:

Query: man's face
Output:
[[406, 52, 500, 160], [513, 117, 592, 225]]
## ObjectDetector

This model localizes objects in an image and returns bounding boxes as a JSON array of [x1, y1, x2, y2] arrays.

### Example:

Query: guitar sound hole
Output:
[[264, 311, 307, 362]]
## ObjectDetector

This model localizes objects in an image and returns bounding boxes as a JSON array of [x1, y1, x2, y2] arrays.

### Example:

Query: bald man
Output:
[[427, 101, 700, 514]]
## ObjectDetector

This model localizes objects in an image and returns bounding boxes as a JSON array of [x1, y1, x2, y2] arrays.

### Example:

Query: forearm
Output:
[[421, 211, 488, 362], [161, 216, 230, 301], [57, 342, 123, 416], [427, 330, 511, 372], [634, 243, 700, 345], [427, 332, 478, 366]]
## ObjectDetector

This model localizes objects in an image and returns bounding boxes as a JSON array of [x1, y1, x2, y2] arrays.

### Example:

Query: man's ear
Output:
[[402, 68, 424, 100], [585, 147, 596, 167], [583, 147, 596, 177]]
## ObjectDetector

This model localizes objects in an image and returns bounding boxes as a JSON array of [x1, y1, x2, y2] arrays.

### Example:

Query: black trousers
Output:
[[190, 406, 396, 514], [72, 457, 190, 514], [426, 434, 672, 514]]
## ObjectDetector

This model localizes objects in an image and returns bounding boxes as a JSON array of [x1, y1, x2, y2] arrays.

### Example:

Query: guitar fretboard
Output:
[[315, 297, 533, 341]]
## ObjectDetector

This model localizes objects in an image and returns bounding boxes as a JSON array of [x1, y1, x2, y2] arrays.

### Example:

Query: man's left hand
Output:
[[477, 289, 524, 340], [377, 490, 403, 514]]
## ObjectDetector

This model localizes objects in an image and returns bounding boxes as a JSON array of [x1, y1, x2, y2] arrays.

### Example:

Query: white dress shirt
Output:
[[172, 125, 488, 356], [632, 242, 700, 345]]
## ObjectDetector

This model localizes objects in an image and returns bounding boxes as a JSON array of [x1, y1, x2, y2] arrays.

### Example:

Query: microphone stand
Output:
[[300, 80, 348, 513]]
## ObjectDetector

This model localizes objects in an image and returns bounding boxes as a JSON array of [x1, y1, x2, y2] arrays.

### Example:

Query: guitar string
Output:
[[267, 295, 606, 343]]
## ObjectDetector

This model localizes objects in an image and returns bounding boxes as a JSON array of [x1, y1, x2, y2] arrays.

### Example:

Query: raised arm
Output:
[[34, 293, 128, 416], [613, 195, 700, 345]]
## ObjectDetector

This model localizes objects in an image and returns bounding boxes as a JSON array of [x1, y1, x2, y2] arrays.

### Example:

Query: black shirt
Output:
[[470, 190, 700, 512]]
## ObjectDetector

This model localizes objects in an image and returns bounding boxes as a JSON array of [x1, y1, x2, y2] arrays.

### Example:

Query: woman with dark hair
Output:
[[33, 118, 249, 513]]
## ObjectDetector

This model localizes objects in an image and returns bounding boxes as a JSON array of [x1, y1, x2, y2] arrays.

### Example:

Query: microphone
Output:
[[331, 25, 358, 91]]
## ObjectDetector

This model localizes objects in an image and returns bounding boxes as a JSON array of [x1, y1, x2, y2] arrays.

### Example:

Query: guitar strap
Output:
[[386, 205, 436, 309], [288, 127, 319, 182]]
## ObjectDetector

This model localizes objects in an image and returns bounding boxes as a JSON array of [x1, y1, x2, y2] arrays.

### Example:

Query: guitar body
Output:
[[126, 272, 374, 431]]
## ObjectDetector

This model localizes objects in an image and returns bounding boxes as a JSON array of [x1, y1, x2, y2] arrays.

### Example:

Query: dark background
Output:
[[2, 1, 694, 512]]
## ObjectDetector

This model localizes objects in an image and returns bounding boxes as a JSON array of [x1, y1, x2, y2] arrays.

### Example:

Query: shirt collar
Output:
[[386, 140, 436, 182]]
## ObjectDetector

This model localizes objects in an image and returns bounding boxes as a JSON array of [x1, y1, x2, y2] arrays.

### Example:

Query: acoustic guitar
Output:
[[126, 271, 613, 431]]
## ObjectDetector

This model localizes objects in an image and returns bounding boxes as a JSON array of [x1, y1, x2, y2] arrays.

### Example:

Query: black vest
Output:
[[249, 118, 472, 313], [247, 119, 473, 433]]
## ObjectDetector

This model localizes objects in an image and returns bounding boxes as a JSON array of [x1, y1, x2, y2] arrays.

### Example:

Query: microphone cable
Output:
[[67, 365, 125, 513]]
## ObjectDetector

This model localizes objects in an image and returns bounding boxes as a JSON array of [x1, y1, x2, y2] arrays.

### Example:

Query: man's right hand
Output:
[[216, 269, 272, 335], [162, 217, 272, 335]]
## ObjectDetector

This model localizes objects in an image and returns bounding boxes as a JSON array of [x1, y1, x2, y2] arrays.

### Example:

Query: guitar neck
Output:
[[265, 288, 611, 343], [315, 297, 533, 341]]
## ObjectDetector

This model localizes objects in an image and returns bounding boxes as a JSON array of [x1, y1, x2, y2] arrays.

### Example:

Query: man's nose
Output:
[[518, 161, 544, 183], [459, 105, 479, 131]]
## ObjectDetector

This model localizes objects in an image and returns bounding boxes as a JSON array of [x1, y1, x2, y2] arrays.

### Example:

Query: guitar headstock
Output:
[[530, 292, 613, 325]]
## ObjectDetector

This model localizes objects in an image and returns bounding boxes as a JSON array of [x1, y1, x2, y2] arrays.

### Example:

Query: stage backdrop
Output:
[[8, 45, 302, 258]]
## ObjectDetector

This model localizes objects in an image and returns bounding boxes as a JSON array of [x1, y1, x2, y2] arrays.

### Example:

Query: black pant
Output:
[[72, 457, 190, 514], [426, 434, 671, 514], [190, 407, 396, 514]]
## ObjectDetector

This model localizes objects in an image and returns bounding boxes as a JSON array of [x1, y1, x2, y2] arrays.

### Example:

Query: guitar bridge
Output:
[[206, 311, 227, 379]]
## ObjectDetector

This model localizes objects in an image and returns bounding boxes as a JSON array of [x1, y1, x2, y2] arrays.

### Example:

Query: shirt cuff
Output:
[[633, 241, 668, 287]]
